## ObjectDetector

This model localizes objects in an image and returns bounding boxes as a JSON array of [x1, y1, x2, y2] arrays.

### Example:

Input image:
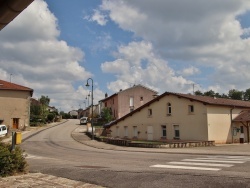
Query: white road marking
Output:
[[182, 159, 245, 164], [194, 157, 249, 161], [150, 164, 221, 171], [169, 161, 233, 167]]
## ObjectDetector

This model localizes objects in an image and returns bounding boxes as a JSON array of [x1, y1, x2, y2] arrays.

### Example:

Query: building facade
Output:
[[100, 84, 158, 120], [0, 80, 33, 130], [105, 92, 250, 144]]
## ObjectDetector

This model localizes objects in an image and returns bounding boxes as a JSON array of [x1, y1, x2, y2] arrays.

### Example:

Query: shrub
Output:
[[0, 142, 28, 177]]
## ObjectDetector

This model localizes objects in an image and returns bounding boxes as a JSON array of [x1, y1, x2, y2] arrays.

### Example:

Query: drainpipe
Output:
[[230, 106, 235, 143]]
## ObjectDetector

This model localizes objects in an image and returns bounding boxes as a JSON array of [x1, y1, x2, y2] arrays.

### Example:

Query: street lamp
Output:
[[86, 78, 94, 140]]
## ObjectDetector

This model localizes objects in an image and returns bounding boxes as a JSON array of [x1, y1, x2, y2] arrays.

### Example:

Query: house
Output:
[[105, 92, 250, 144], [0, 79, 33, 130], [99, 84, 158, 120]]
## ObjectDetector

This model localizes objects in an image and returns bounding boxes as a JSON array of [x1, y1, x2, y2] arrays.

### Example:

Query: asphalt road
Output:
[[21, 119, 250, 188]]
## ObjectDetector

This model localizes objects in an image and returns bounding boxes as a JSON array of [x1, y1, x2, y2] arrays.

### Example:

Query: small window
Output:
[[140, 96, 143, 101], [162, 125, 167, 137], [174, 125, 180, 138], [167, 103, 172, 115], [188, 105, 194, 113], [148, 109, 152, 116], [105, 102, 107, 107]]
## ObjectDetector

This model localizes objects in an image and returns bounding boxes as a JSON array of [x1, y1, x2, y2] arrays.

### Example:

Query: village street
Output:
[[17, 119, 250, 188]]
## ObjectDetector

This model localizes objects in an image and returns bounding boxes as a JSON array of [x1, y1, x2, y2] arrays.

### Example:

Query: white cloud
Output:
[[98, 0, 250, 92], [0, 0, 93, 112], [177, 66, 201, 77], [85, 9, 108, 26], [101, 41, 193, 94]]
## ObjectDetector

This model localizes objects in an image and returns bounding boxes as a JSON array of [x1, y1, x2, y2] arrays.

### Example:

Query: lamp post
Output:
[[86, 78, 94, 140]]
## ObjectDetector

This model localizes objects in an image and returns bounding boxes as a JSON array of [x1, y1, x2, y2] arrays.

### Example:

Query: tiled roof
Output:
[[233, 110, 250, 122], [105, 91, 250, 128], [0, 79, 33, 94], [168, 92, 250, 108]]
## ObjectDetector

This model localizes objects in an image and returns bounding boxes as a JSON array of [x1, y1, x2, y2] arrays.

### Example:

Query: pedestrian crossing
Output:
[[150, 155, 250, 171]]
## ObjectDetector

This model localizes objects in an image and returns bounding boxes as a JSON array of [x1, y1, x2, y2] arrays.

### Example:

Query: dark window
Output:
[[162, 125, 166, 137], [188, 105, 194, 113], [167, 103, 171, 115], [240, 126, 244, 133], [140, 96, 143, 101], [174, 125, 180, 138]]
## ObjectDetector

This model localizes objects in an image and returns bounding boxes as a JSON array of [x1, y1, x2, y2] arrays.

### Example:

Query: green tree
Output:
[[194, 90, 203, 96], [101, 107, 113, 123], [39, 96, 50, 121], [228, 89, 243, 100], [204, 90, 215, 97], [243, 88, 250, 101]]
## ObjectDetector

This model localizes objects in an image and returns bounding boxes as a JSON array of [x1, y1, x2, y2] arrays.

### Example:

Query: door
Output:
[[147, 126, 153, 140], [13, 118, 19, 129]]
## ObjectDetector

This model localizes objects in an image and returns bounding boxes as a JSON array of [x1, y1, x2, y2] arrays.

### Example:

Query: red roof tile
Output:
[[233, 110, 250, 122], [0, 79, 33, 94]]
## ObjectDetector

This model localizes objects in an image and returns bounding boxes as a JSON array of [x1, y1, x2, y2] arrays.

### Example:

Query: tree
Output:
[[204, 90, 215, 97], [228, 89, 243, 100], [101, 107, 113, 123], [243, 88, 250, 101], [194, 90, 203, 96], [39, 96, 50, 121]]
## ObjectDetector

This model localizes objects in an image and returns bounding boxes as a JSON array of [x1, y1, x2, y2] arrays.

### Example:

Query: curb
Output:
[[70, 126, 250, 156]]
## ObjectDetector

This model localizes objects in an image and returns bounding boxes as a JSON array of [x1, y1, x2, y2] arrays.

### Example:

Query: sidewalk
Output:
[[72, 126, 250, 156]]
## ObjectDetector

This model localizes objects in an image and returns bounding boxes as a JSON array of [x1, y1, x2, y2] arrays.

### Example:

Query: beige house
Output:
[[100, 84, 158, 120], [0, 79, 33, 130], [105, 92, 250, 144]]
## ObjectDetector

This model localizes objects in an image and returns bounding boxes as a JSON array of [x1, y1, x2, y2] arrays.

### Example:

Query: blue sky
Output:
[[0, 0, 250, 112]]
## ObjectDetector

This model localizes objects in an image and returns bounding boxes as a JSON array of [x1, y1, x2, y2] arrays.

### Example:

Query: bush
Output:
[[0, 142, 28, 177]]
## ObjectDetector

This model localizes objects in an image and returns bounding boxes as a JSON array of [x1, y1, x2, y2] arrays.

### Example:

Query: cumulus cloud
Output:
[[98, 0, 250, 92], [101, 41, 194, 93], [0, 0, 94, 111]]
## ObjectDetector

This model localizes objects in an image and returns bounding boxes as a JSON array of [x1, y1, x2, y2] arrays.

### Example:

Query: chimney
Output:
[[105, 93, 108, 98]]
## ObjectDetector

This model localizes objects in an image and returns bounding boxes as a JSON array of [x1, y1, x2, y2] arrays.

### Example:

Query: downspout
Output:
[[230, 106, 235, 143]]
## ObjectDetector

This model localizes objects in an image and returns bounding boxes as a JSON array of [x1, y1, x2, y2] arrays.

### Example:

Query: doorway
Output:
[[147, 126, 153, 140], [13, 118, 19, 129]]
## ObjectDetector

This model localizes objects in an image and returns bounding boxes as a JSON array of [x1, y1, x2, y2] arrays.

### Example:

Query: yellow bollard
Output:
[[15, 132, 22, 145]]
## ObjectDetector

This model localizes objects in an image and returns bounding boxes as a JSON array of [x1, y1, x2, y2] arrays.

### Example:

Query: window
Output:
[[105, 102, 107, 107], [133, 126, 138, 137], [124, 126, 128, 137], [167, 103, 172, 115], [148, 109, 152, 116], [188, 105, 194, 113], [174, 125, 180, 138], [140, 96, 143, 101], [162, 125, 167, 137]]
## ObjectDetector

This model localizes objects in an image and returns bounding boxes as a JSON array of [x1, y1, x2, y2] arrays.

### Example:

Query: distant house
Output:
[[69, 110, 78, 119], [0, 79, 33, 130], [99, 84, 158, 120], [105, 92, 250, 144]]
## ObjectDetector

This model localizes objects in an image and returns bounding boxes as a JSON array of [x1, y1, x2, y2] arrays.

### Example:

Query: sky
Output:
[[0, 0, 250, 112]]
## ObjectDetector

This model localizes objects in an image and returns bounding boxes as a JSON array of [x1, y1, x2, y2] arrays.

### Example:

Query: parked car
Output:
[[0, 125, 7, 137], [80, 117, 88, 125]]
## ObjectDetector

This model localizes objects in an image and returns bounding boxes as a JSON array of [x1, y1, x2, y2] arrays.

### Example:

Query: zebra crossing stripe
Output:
[[150, 164, 221, 171], [182, 159, 245, 164], [169, 161, 233, 167]]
